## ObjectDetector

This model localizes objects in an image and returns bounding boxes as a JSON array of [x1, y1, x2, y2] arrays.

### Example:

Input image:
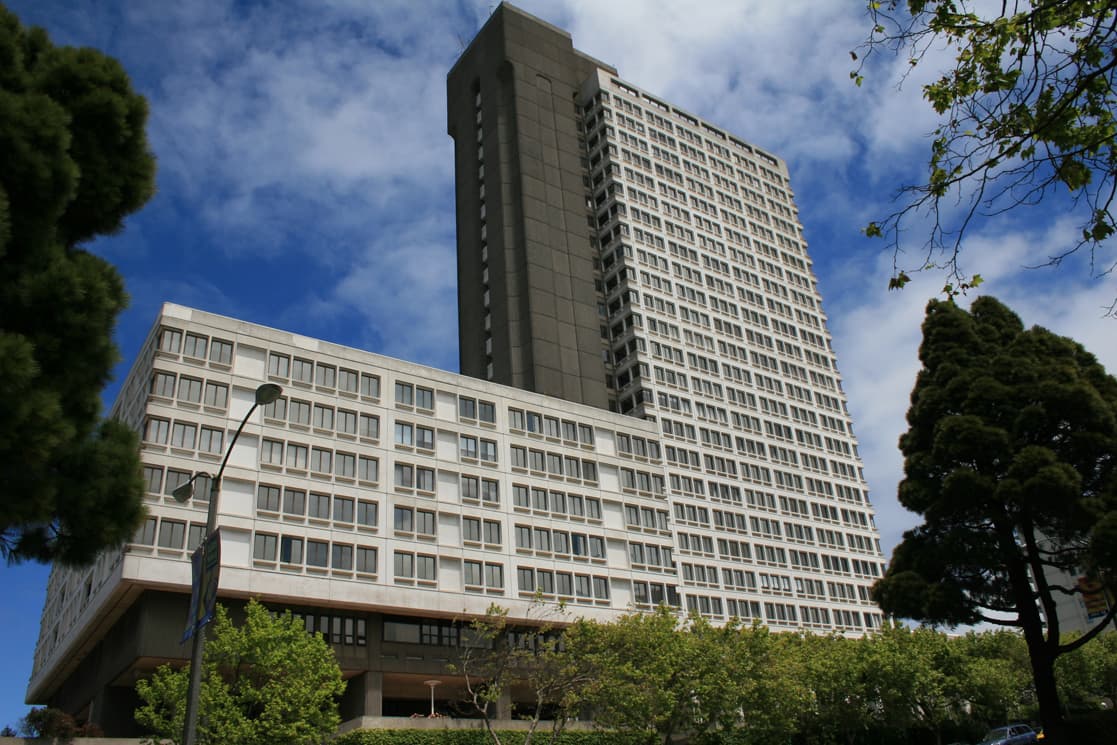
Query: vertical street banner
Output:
[[182, 529, 221, 642]]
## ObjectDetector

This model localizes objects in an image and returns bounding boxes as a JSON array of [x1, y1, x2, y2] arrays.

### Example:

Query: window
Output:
[[280, 536, 303, 563], [395, 463, 414, 488], [416, 509, 436, 536], [534, 528, 552, 552], [359, 414, 380, 439], [484, 520, 501, 544], [159, 328, 182, 354], [307, 540, 329, 568], [164, 469, 191, 497], [479, 439, 497, 462], [289, 399, 311, 425], [292, 358, 313, 383], [325, 365, 354, 391], [416, 426, 434, 450], [569, 494, 585, 516], [545, 416, 560, 438], [578, 424, 595, 444], [395, 382, 413, 404], [268, 353, 290, 377], [183, 333, 208, 359], [459, 397, 477, 419], [142, 465, 163, 493], [332, 543, 353, 570], [463, 517, 482, 543], [478, 401, 496, 423], [187, 523, 206, 551], [309, 492, 331, 519], [461, 475, 479, 500], [537, 570, 555, 593], [593, 576, 610, 599], [518, 567, 535, 591], [311, 448, 332, 473], [557, 572, 573, 596], [337, 409, 357, 435], [359, 456, 379, 482], [562, 420, 577, 441], [511, 446, 527, 468], [416, 387, 433, 409], [315, 363, 336, 388], [586, 498, 602, 519], [575, 574, 592, 598], [257, 485, 281, 512], [286, 443, 308, 469], [485, 563, 504, 588], [334, 496, 355, 523], [547, 453, 563, 475], [171, 422, 197, 448], [204, 382, 228, 408], [356, 546, 377, 573], [313, 405, 335, 430], [152, 371, 176, 397], [361, 373, 380, 398], [509, 409, 525, 430], [394, 551, 414, 578], [209, 339, 233, 364], [263, 397, 287, 420], [357, 500, 378, 527], [417, 554, 436, 580], [589, 536, 605, 558], [464, 560, 483, 586], [157, 520, 186, 549], [199, 427, 223, 454], [481, 479, 499, 504], [416, 467, 435, 491], [395, 423, 413, 446], [144, 418, 169, 444], [527, 412, 542, 433], [394, 506, 414, 532], [460, 435, 478, 459], [513, 485, 529, 508], [254, 533, 277, 561], [283, 488, 306, 516], [335, 451, 356, 478]]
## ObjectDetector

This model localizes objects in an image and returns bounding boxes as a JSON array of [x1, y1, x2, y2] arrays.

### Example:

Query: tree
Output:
[[0, 2, 155, 564], [872, 295, 1117, 744], [135, 599, 345, 745], [855, 1, 1117, 296], [17, 707, 102, 741]]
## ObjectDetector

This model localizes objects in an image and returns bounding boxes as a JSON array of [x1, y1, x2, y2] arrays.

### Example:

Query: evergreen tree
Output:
[[873, 296, 1117, 744], [0, 3, 155, 563]]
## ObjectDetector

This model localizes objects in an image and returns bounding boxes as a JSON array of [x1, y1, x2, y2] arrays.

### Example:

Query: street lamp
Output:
[[174, 383, 282, 745], [424, 680, 442, 717]]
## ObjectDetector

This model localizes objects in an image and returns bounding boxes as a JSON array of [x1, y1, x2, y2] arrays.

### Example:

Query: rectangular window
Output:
[[260, 438, 283, 464], [268, 352, 290, 377], [356, 546, 377, 573], [562, 420, 577, 441], [416, 387, 433, 409], [263, 397, 287, 420], [357, 500, 378, 527], [461, 475, 479, 499], [417, 554, 436, 580], [337, 409, 357, 435], [253, 533, 277, 561], [289, 399, 311, 425], [159, 328, 182, 354], [394, 551, 414, 578], [537, 569, 554, 594], [257, 485, 281, 512], [484, 520, 501, 545], [313, 405, 335, 430], [516, 525, 532, 549], [481, 479, 499, 504], [204, 339, 231, 364], [307, 540, 329, 567], [315, 363, 336, 388], [283, 488, 306, 516], [338, 368, 358, 393], [485, 563, 504, 589], [332, 543, 353, 570], [459, 397, 477, 419], [575, 574, 592, 598], [164, 469, 191, 497], [478, 401, 496, 423], [183, 333, 208, 359], [394, 506, 414, 532], [463, 517, 482, 543], [416, 426, 434, 450], [416, 509, 436, 536], [292, 358, 313, 383], [578, 424, 595, 444], [586, 498, 602, 519], [334, 496, 355, 523], [395, 382, 413, 404], [511, 446, 527, 468], [311, 448, 332, 473], [335, 451, 356, 478], [203, 382, 228, 408], [479, 439, 497, 462], [157, 519, 186, 549], [170, 422, 196, 449], [152, 371, 176, 397], [199, 427, 224, 454], [395, 463, 414, 488], [142, 465, 163, 493], [518, 567, 535, 591], [361, 373, 381, 398], [359, 456, 379, 482], [309, 492, 331, 519], [395, 422, 413, 446], [464, 560, 483, 586], [187, 523, 205, 551], [545, 416, 560, 438], [280, 536, 303, 564], [287, 443, 308, 469], [416, 467, 435, 491], [593, 576, 610, 599], [460, 435, 478, 459], [359, 414, 380, 439], [509, 409, 525, 430]]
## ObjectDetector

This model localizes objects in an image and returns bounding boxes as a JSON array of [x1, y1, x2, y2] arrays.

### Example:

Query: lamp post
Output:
[[424, 680, 442, 717], [173, 383, 282, 745]]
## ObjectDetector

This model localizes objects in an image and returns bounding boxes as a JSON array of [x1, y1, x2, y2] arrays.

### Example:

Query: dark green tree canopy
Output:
[[857, 1, 1117, 295], [0, 3, 155, 564], [874, 295, 1117, 743]]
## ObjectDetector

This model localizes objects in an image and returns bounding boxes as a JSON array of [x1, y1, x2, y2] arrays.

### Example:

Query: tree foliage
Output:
[[0, 2, 155, 564], [856, 1, 1117, 295], [135, 600, 345, 745], [872, 295, 1117, 743]]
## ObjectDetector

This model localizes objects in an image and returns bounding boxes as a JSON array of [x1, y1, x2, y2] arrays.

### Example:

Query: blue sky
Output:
[[3, 0, 1115, 729]]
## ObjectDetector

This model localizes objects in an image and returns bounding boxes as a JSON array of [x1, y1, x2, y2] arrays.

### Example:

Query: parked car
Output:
[[978, 724, 1039, 745]]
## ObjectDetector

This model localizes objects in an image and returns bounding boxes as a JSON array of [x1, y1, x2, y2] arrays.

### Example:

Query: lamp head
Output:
[[172, 481, 195, 504], [255, 383, 283, 405]]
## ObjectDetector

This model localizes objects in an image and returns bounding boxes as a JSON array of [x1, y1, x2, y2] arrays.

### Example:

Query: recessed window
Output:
[[209, 339, 233, 365]]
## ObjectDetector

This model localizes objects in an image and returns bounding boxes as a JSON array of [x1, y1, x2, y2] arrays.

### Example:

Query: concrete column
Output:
[[362, 671, 383, 717], [495, 689, 513, 721]]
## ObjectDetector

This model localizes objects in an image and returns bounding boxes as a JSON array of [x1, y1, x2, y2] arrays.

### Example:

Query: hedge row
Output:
[[334, 729, 645, 745]]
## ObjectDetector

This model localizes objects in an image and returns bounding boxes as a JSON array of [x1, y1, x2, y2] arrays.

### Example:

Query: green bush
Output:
[[334, 729, 643, 745]]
